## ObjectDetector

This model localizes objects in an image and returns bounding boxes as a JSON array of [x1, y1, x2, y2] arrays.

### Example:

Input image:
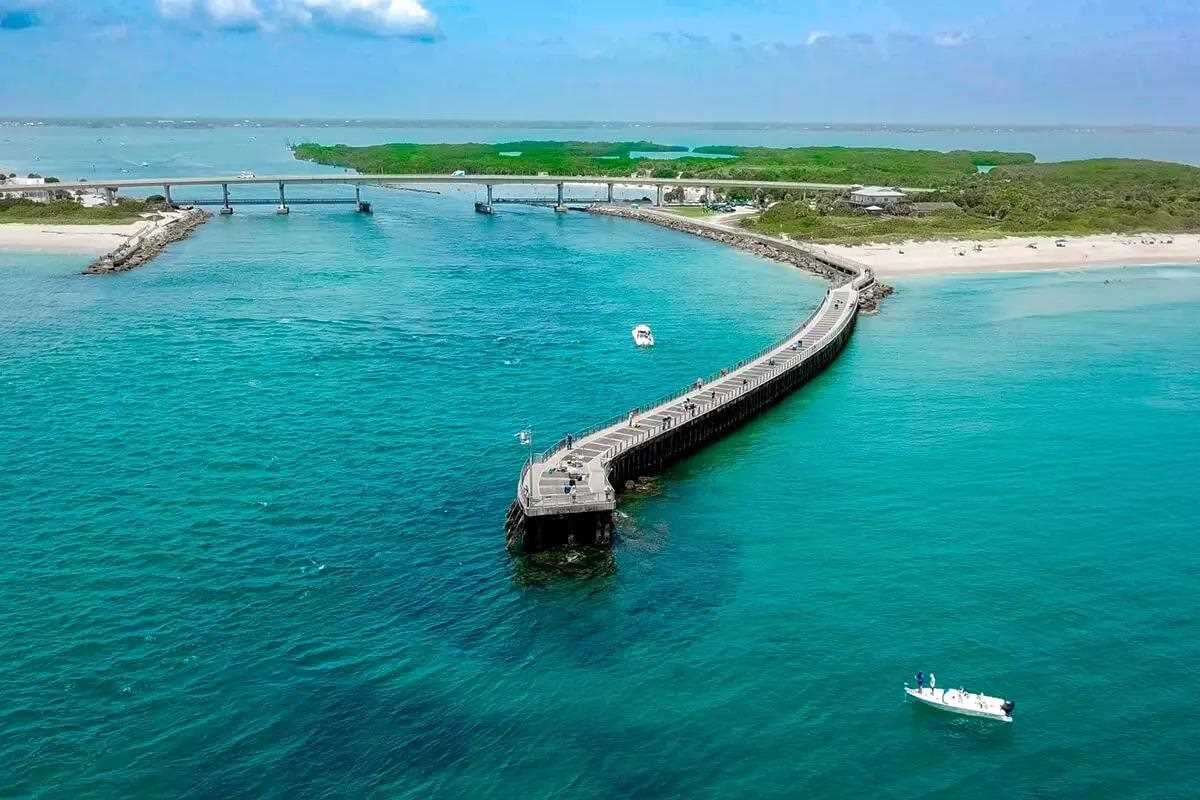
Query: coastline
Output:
[[0, 208, 210, 273], [819, 233, 1200, 277]]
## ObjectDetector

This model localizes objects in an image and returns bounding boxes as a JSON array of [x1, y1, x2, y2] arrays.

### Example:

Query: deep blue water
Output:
[[1, 128, 1198, 798]]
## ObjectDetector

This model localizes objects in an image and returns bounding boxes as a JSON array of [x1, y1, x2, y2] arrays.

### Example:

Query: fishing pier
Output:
[[506, 231, 876, 551]]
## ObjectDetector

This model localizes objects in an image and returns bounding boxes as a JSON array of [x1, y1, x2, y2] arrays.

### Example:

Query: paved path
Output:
[[518, 283, 859, 517]]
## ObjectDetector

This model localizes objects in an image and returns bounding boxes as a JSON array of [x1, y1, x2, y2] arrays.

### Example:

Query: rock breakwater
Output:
[[588, 205, 893, 312], [84, 208, 210, 275]]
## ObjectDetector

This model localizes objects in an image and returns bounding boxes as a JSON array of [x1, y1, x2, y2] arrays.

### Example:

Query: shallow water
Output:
[[1, 129, 1198, 798]]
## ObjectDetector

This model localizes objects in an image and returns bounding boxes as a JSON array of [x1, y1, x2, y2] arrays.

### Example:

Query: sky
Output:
[[1, 0, 1198, 125]]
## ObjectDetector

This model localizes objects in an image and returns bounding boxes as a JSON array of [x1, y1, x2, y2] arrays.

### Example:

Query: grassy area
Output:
[[292, 141, 1029, 186], [690, 145, 1032, 185], [744, 158, 1200, 244], [0, 198, 153, 224], [663, 206, 715, 218], [744, 207, 1006, 244]]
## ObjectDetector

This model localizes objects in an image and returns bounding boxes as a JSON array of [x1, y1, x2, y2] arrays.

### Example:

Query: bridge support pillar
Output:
[[475, 184, 495, 214], [276, 181, 289, 215], [554, 182, 566, 212], [355, 185, 372, 213], [607, 183, 614, 203], [655, 184, 663, 207], [163, 184, 173, 207], [219, 183, 233, 215], [104, 187, 116, 207]]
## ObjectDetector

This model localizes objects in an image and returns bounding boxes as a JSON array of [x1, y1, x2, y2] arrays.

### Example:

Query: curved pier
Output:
[[506, 228, 876, 551]]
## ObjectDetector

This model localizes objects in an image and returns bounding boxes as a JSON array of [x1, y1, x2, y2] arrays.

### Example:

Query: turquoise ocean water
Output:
[[1, 127, 1198, 798]]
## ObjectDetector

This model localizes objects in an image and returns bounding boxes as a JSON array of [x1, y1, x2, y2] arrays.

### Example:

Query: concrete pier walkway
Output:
[[507, 219, 875, 550]]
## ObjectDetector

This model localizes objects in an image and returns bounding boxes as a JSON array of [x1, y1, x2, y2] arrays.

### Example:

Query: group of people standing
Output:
[[915, 671, 936, 692]]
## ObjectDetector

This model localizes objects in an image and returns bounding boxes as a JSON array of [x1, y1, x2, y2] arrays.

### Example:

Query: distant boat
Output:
[[905, 683, 1014, 723], [138, 161, 150, 167], [237, 170, 256, 179], [632, 324, 655, 347]]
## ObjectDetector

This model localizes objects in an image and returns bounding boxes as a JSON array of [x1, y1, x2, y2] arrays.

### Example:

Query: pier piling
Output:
[[219, 183, 233, 215]]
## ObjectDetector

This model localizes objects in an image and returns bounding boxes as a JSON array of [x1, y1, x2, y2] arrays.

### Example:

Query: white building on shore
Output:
[[0, 175, 50, 202], [848, 185, 907, 209]]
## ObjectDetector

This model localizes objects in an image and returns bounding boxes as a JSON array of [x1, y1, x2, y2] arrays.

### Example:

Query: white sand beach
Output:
[[822, 233, 1200, 277], [0, 211, 191, 255]]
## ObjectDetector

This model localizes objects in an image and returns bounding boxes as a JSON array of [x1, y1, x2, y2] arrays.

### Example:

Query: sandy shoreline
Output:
[[821, 233, 1200, 277], [0, 212, 192, 255]]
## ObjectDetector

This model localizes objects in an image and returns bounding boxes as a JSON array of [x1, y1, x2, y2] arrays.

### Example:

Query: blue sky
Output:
[[2, 0, 1198, 124]]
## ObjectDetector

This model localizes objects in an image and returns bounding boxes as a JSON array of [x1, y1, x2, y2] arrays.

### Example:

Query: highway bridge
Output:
[[4, 172, 929, 214]]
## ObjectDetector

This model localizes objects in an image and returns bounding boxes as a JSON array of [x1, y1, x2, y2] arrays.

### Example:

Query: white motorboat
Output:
[[631, 324, 655, 347], [237, 170, 256, 179], [904, 684, 1014, 723]]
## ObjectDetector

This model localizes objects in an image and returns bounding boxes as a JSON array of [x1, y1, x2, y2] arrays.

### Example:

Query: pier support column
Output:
[[276, 181, 289, 215], [655, 184, 663, 207], [607, 183, 614, 203], [555, 182, 566, 213], [355, 185, 372, 213], [487, 183, 493, 211], [219, 183, 233, 215], [104, 187, 116, 206], [163, 184, 173, 207]]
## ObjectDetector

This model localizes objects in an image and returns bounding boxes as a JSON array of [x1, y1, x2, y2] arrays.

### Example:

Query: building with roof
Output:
[[848, 186, 907, 208], [0, 175, 50, 203]]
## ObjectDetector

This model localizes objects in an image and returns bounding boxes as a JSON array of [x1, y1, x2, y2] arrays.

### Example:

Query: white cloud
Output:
[[158, 0, 262, 27], [805, 29, 831, 46], [932, 30, 970, 48], [157, 0, 438, 37]]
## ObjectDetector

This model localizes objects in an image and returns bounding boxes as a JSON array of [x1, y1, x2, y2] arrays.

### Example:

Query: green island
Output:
[[293, 141, 1200, 244], [0, 196, 163, 225], [292, 140, 1030, 185]]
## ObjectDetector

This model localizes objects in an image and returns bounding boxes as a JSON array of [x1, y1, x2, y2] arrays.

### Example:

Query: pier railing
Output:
[[533, 301, 828, 464]]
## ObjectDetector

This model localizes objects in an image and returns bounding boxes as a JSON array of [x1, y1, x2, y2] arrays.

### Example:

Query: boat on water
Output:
[[631, 324, 655, 347], [237, 170, 256, 179], [905, 684, 1014, 723]]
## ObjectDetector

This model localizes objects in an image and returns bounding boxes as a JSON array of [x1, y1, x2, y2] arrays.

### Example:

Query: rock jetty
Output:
[[84, 208, 210, 275], [588, 204, 893, 312]]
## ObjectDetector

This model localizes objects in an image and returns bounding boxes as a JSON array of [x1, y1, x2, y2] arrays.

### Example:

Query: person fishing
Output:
[[929, 673, 936, 691], [915, 671, 925, 692]]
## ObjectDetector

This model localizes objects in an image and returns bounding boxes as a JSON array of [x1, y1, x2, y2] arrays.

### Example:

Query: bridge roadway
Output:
[[0, 172, 930, 196], [509, 277, 863, 550]]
